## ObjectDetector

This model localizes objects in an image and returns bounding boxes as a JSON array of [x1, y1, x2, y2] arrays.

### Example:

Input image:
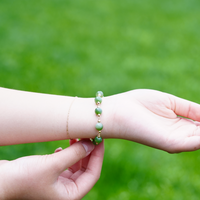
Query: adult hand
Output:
[[105, 89, 200, 153], [0, 139, 104, 199]]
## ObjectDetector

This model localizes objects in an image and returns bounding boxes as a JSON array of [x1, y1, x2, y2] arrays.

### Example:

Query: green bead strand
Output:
[[92, 139, 97, 145], [95, 96, 102, 104], [92, 91, 104, 145], [96, 91, 104, 98], [95, 107, 102, 115], [95, 123, 103, 131], [94, 136, 103, 144]]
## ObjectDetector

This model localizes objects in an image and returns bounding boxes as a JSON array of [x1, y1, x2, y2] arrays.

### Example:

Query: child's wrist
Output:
[[69, 97, 96, 139], [69, 96, 114, 140]]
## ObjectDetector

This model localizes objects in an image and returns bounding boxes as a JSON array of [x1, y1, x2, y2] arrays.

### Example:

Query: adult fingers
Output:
[[59, 139, 91, 179], [73, 140, 104, 197], [68, 139, 82, 173], [69, 144, 91, 180], [79, 139, 93, 170], [68, 139, 92, 173], [50, 140, 95, 175]]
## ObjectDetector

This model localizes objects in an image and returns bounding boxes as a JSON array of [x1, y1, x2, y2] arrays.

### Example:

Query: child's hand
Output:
[[105, 89, 200, 153], [0, 139, 104, 200]]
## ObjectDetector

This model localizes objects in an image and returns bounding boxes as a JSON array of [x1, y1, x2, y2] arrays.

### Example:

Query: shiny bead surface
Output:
[[94, 136, 103, 144], [93, 91, 104, 145], [95, 96, 102, 104], [96, 91, 104, 98], [92, 139, 97, 145], [95, 122, 103, 130], [95, 107, 102, 115]]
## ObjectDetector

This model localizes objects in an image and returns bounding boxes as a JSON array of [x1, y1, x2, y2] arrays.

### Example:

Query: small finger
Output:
[[68, 139, 91, 173], [72, 140, 104, 196]]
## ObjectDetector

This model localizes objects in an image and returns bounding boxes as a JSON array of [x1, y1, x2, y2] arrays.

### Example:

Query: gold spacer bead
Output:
[[98, 132, 101, 137]]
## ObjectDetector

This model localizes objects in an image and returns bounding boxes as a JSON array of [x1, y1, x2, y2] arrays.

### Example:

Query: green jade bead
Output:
[[94, 136, 103, 144], [95, 107, 102, 115], [95, 96, 102, 104], [92, 139, 97, 145], [95, 123, 103, 131], [96, 91, 104, 98]]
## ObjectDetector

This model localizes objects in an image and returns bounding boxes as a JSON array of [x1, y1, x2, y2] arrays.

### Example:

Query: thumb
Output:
[[50, 140, 95, 173]]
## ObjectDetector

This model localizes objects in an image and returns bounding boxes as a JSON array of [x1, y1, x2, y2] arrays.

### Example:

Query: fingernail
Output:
[[55, 147, 62, 153], [80, 140, 95, 156], [69, 139, 78, 146]]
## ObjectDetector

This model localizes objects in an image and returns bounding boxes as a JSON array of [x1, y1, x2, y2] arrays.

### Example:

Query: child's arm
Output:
[[1, 87, 200, 153]]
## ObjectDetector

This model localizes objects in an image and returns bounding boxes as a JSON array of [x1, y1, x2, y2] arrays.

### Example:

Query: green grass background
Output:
[[0, 0, 200, 199]]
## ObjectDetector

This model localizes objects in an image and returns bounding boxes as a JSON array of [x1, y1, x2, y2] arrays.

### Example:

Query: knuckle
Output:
[[49, 155, 63, 172], [96, 172, 101, 180], [72, 144, 85, 158]]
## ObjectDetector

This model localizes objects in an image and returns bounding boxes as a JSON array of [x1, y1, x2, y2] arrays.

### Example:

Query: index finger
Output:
[[50, 140, 95, 174], [74, 140, 104, 197]]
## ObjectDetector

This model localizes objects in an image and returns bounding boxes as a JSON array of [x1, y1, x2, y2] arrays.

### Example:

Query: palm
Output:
[[0, 141, 104, 200], [111, 89, 200, 153]]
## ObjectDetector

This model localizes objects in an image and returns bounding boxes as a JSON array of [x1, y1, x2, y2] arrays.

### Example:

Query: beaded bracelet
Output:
[[92, 91, 104, 145]]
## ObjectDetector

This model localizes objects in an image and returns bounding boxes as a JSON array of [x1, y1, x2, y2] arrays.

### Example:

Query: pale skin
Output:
[[1, 87, 200, 199], [0, 139, 104, 200], [1, 87, 200, 152]]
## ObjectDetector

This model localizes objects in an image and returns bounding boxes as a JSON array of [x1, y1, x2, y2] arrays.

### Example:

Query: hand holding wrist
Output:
[[0, 139, 104, 199], [104, 89, 200, 153]]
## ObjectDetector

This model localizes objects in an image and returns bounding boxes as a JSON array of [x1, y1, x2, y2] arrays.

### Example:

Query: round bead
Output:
[[92, 139, 97, 145], [95, 122, 103, 131], [96, 91, 104, 98], [95, 107, 102, 115], [94, 136, 103, 144], [95, 96, 102, 104]]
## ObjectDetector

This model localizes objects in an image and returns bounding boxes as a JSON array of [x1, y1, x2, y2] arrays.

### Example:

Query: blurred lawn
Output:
[[0, 0, 200, 199]]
